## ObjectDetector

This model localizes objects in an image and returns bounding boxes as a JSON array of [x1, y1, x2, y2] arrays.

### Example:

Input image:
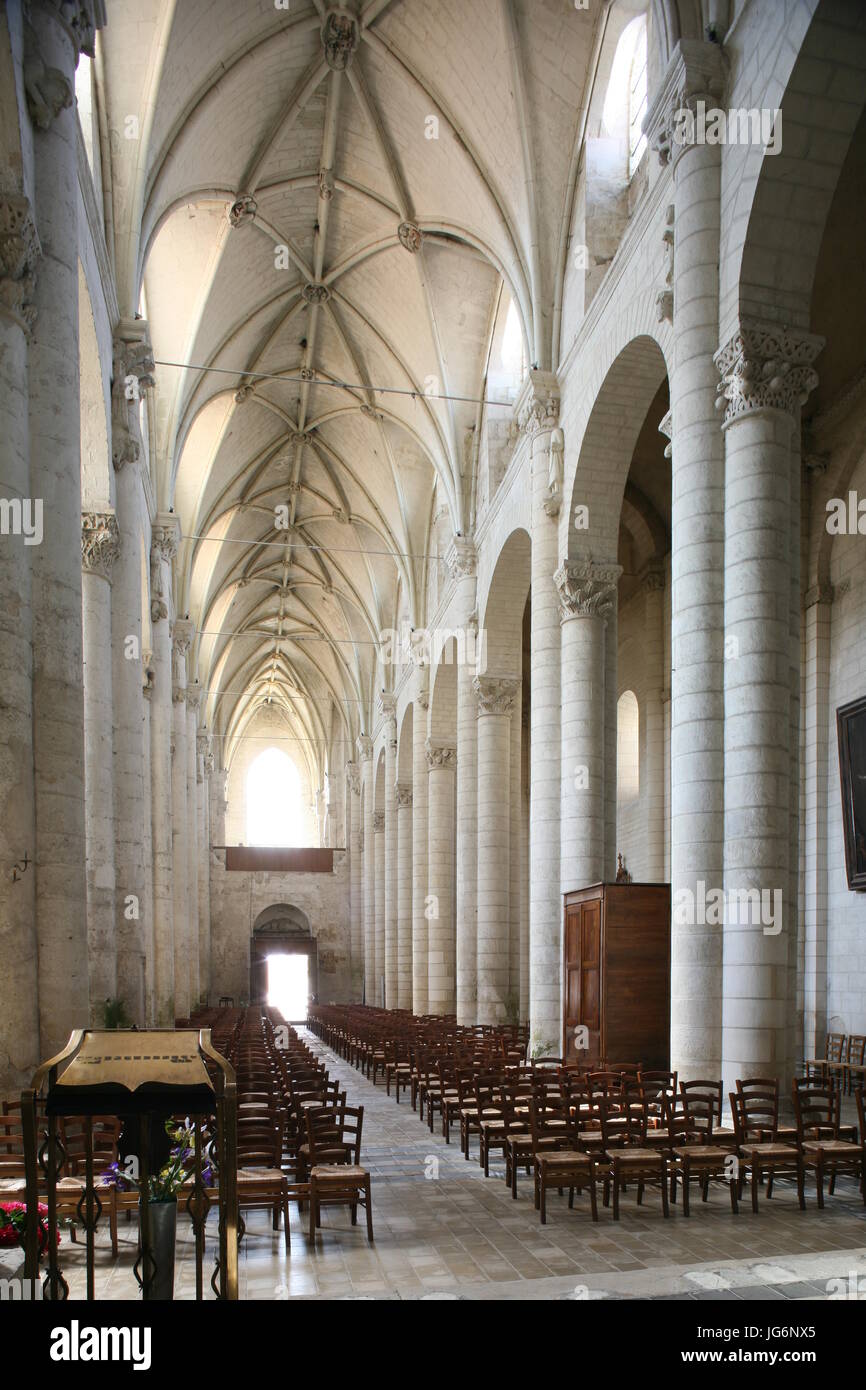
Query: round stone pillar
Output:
[[715, 321, 822, 1088], [110, 322, 154, 1026], [381, 693, 398, 1008], [357, 734, 374, 1000], [373, 810, 385, 1006], [346, 762, 362, 988], [475, 676, 519, 1024], [516, 371, 562, 1052], [186, 687, 202, 1005], [445, 538, 479, 1024], [0, 191, 40, 1090], [411, 682, 430, 1013], [81, 512, 120, 1015], [149, 517, 179, 1022], [171, 619, 194, 1018], [197, 730, 212, 1004], [426, 738, 457, 1015], [645, 40, 726, 1079], [557, 563, 618, 891], [396, 782, 413, 1009], [642, 565, 667, 880], [26, 0, 102, 1058]]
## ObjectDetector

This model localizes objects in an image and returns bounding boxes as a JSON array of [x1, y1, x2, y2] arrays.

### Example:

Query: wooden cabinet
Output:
[[562, 883, 670, 1071]]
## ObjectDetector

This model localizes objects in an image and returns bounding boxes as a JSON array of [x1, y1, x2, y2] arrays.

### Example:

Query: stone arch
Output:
[[567, 335, 669, 565], [478, 528, 531, 678], [729, 0, 866, 337], [249, 902, 317, 1008]]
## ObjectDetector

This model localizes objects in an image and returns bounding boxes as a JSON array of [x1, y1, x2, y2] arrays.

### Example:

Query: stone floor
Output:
[[7, 1030, 866, 1301]]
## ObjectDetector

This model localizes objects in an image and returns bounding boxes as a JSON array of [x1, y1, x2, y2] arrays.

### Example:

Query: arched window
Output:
[[601, 14, 648, 177], [246, 747, 305, 846], [617, 690, 640, 805]]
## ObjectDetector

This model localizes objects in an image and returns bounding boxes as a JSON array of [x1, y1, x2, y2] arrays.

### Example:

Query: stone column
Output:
[[642, 565, 667, 880], [380, 693, 398, 1007], [516, 370, 562, 1051], [509, 691, 522, 1013], [426, 738, 457, 1015], [373, 810, 385, 1006], [603, 596, 618, 880], [81, 511, 120, 1014], [557, 563, 619, 893], [801, 582, 831, 1061], [149, 516, 179, 1022], [446, 537, 479, 1024], [110, 320, 154, 1025], [26, 0, 106, 1058], [358, 734, 373, 1000], [475, 676, 519, 1024], [715, 321, 822, 1088], [346, 761, 362, 989], [411, 681, 430, 1013], [0, 192, 40, 1090], [396, 782, 413, 1009], [171, 618, 194, 1018], [645, 39, 726, 1079], [186, 686, 202, 1005], [197, 731, 212, 1004], [520, 711, 530, 1022]]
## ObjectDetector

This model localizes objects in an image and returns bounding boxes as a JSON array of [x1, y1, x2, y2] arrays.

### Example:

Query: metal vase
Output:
[[141, 1199, 176, 1301]]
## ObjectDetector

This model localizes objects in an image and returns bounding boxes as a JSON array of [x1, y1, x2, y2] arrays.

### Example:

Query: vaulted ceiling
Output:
[[97, 0, 671, 785]]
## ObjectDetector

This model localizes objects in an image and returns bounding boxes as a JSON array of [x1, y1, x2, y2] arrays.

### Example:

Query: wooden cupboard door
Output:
[[563, 898, 602, 1063]]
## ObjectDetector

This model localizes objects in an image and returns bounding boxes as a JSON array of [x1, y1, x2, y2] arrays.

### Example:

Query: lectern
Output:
[[20, 1029, 238, 1300]]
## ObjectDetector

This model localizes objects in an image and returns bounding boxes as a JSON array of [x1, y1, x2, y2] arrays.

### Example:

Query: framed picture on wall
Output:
[[837, 695, 866, 891]]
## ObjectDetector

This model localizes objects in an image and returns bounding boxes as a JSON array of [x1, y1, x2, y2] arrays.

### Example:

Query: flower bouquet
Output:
[[0, 1200, 60, 1254]]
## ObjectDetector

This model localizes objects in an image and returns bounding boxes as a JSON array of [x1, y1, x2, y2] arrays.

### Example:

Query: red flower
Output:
[[0, 1201, 61, 1250]]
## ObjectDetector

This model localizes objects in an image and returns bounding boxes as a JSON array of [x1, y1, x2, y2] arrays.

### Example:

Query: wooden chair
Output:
[[308, 1165, 373, 1243], [236, 1123, 291, 1251], [530, 1095, 598, 1224], [805, 1032, 847, 1086], [597, 1092, 669, 1220], [730, 1089, 805, 1214], [680, 1079, 735, 1140], [669, 1089, 739, 1216], [844, 1036, 866, 1096], [793, 1083, 863, 1208]]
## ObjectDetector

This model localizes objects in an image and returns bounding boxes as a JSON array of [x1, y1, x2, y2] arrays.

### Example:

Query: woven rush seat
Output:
[[742, 1142, 798, 1158], [310, 1163, 368, 1180], [802, 1139, 861, 1155], [672, 1144, 735, 1159], [536, 1150, 592, 1166], [237, 1166, 285, 1183], [610, 1146, 664, 1164]]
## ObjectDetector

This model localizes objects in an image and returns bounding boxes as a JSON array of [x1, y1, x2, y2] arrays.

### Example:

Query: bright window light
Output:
[[246, 746, 305, 846], [267, 953, 309, 1021], [617, 690, 640, 804], [500, 298, 524, 378], [601, 14, 648, 175]]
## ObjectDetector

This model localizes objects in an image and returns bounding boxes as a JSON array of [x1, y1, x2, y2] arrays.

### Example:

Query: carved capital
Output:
[[321, 8, 359, 70], [112, 319, 155, 470], [356, 733, 373, 763], [372, 810, 386, 832], [81, 510, 120, 580], [658, 410, 673, 460], [515, 369, 560, 439], [31, 1, 106, 59], [643, 39, 727, 168], [186, 684, 202, 715], [172, 616, 195, 660], [445, 535, 476, 581], [714, 321, 824, 426], [346, 760, 360, 796], [395, 782, 413, 809], [397, 220, 423, 254], [473, 674, 520, 716], [555, 560, 621, 621], [378, 690, 397, 724], [228, 195, 257, 228], [425, 738, 457, 771], [641, 563, 665, 594], [0, 194, 40, 332]]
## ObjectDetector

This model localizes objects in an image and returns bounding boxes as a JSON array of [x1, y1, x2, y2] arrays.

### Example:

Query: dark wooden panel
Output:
[[225, 846, 334, 873]]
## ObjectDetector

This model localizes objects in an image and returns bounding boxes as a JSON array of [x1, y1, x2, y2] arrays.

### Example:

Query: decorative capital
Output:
[[151, 513, 180, 565], [372, 810, 386, 832], [395, 782, 413, 809], [425, 738, 457, 771], [658, 410, 673, 459], [196, 729, 211, 760], [31, 1, 106, 59], [172, 616, 195, 659], [397, 220, 423, 254], [640, 562, 665, 594], [555, 560, 621, 621], [356, 733, 373, 763], [515, 369, 560, 439], [378, 690, 397, 723], [112, 319, 155, 470], [714, 321, 824, 426], [321, 8, 359, 70], [346, 760, 360, 796], [81, 510, 120, 580], [0, 194, 41, 333], [473, 674, 520, 716], [643, 39, 726, 168], [445, 535, 476, 581], [186, 684, 202, 715]]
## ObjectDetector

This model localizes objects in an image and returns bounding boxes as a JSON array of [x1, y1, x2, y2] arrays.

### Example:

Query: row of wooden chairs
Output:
[[805, 1031, 866, 1095]]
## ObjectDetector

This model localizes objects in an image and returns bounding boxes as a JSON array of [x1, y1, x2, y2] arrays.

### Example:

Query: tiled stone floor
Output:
[[6, 1031, 866, 1301]]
